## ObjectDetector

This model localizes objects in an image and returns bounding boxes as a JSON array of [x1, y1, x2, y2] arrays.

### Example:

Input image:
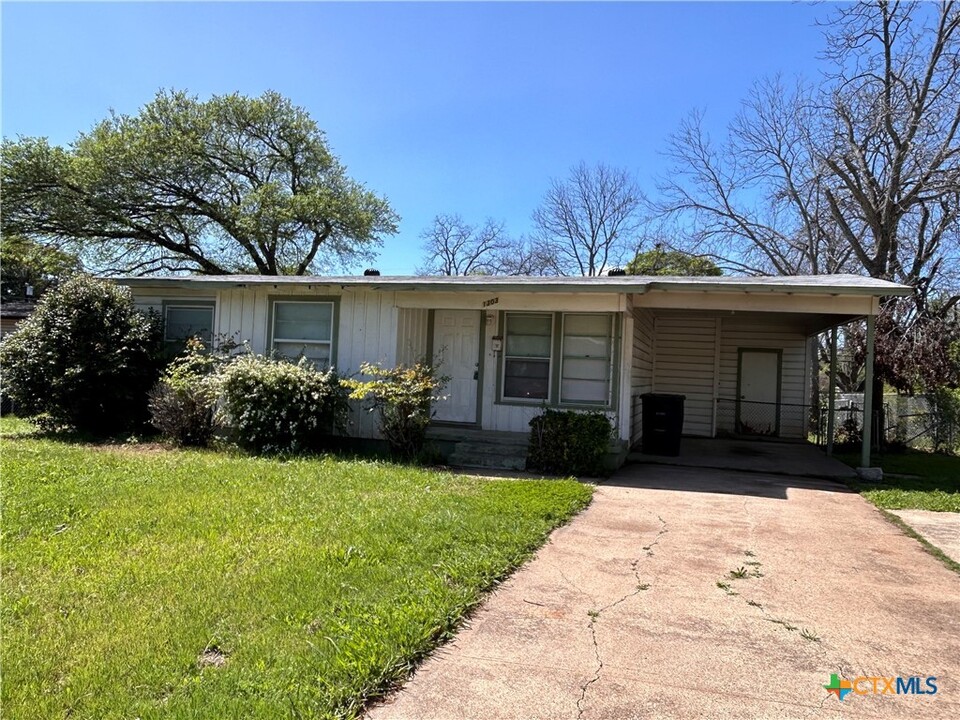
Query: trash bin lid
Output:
[[640, 392, 686, 400]]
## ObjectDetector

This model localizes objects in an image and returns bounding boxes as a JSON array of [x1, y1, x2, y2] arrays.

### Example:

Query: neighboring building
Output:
[[0, 300, 37, 339], [115, 273, 910, 465]]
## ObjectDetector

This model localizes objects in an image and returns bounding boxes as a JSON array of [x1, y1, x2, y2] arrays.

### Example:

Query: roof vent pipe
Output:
[[607, 268, 626, 277], [363, 269, 381, 276]]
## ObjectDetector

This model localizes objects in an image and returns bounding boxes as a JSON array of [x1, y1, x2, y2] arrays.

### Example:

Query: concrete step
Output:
[[427, 427, 531, 471], [450, 441, 528, 455], [448, 451, 527, 471], [447, 439, 529, 470]]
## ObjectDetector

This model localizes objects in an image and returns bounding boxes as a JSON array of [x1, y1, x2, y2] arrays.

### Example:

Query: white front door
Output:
[[432, 310, 480, 423], [738, 350, 781, 435]]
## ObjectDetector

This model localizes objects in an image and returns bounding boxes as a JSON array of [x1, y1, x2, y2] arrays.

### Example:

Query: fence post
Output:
[[860, 314, 875, 469], [827, 326, 837, 456]]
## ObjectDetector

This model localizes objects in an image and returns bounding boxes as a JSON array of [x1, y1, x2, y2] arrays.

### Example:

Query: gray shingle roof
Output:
[[110, 273, 912, 297]]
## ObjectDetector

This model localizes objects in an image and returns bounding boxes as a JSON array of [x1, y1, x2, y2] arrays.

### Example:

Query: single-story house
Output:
[[116, 273, 911, 468]]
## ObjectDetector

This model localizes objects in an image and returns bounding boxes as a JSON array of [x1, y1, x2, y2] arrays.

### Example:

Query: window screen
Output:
[[560, 314, 613, 404], [165, 305, 214, 344], [503, 313, 552, 400], [271, 301, 334, 367]]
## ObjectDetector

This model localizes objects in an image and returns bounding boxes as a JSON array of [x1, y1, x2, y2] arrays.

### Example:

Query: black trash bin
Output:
[[641, 393, 685, 456]]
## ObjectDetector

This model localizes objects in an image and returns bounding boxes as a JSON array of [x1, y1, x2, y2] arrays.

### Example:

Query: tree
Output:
[[655, 0, 960, 395], [491, 236, 558, 276], [532, 162, 644, 276], [417, 214, 558, 276], [626, 245, 722, 276], [0, 275, 162, 433], [417, 214, 510, 275], [2, 90, 399, 276], [0, 234, 81, 300]]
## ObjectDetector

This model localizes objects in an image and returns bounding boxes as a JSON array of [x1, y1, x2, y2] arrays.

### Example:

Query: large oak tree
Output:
[[2, 90, 399, 275]]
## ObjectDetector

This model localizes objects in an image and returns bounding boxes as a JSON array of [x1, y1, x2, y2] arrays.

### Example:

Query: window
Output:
[[500, 311, 617, 407], [503, 313, 552, 401], [164, 304, 214, 345], [560, 314, 613, 405], [271, 301, 334, 367]]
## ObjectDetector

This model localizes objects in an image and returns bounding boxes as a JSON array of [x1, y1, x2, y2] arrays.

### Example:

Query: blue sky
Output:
[[2, 1, 830, 274]]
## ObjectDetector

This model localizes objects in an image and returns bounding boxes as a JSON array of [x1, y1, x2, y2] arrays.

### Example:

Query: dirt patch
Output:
[[197, 645, 228, 669]]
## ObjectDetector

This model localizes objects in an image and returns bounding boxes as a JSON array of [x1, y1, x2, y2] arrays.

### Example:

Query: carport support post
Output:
[[860, 314, 876, 469], [826, 327, 838, 456]]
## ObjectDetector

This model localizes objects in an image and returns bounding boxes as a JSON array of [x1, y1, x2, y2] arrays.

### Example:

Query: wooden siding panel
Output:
[[652, 316, 718, 437], [630, 308, 655, 446], [396, 308, 429, 366]]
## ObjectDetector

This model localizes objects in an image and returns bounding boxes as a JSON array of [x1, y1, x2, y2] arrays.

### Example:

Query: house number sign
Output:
[[482, 297, 499, 307]]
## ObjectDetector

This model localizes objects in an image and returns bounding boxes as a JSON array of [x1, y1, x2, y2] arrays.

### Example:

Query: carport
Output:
[[626, 275, 913, 470], [628, 437, 857, 480]]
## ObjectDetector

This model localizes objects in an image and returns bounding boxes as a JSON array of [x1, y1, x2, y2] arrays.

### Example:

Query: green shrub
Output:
[[527, 409, 614, 476], [218, 354, 349, 454], [148, 337, 229, 447], [343, 362, 448, 460], [0, 275, 162, 434]]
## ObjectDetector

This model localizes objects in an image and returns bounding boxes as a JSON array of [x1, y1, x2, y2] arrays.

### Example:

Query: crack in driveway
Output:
[[575, 513, 667, 719], [576, 614, 603, 719]]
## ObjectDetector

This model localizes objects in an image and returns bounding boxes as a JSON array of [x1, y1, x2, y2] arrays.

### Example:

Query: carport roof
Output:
[[113, 272, 911, 297]]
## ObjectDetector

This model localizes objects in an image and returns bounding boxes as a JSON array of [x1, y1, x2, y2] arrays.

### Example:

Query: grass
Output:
[[0, 417, 592, 719], [879, 509, 960, 574], [835, 449, 960, 512]]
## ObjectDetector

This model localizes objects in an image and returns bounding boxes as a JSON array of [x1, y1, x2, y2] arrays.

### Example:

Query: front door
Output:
[[737, 349, 781, 436], [432, 310, 480, 424]]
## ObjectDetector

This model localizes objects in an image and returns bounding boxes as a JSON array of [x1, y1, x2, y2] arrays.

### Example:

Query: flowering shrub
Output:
[[148, 337, 230, 447], [343, 362, 448, 460], [0, 275, 163, 434], [218, 354, 349, 454]]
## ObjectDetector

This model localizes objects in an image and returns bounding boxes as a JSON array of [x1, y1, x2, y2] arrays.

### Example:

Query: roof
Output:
[[0, 300, 38, 319], [111, 273, 913, 297]]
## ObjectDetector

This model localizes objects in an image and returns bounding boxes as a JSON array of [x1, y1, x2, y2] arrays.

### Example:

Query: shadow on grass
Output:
[[835, 449, 960, 495], [0, 419, 158, 447]]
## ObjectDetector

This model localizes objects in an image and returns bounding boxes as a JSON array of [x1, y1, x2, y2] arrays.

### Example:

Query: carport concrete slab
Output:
[[890, 509, 960, 565], [369, 465, 959, 720], [628, 438, 857, 479]]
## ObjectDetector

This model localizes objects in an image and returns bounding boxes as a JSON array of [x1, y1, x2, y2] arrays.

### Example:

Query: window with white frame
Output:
[[502, 313, 553, 401], [501, 311, 616, 407], [164, 304, 214, 345], [560, 314, 614, 405], [271, 301, 334, 367]]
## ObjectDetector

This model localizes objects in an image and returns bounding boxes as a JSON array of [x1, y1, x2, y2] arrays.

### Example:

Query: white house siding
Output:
[[478, 310, 627, 440], [135, 285, 399, 439], [396, 308, 429, 366], [651, 316, 719, 437], [717, 317, 810, 439], [630, 307, 655, 447]]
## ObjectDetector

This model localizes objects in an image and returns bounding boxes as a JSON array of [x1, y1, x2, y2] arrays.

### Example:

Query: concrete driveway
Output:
[[370, 464, 960, 719]]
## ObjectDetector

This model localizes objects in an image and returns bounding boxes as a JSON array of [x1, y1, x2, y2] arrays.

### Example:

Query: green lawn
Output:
[[0, 417, 592, 719], [836, 449, 960, 512]]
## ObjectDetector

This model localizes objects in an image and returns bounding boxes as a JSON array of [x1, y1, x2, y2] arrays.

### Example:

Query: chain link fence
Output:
[[715, 398, 813, 440], [819, 392, 960, 454]]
